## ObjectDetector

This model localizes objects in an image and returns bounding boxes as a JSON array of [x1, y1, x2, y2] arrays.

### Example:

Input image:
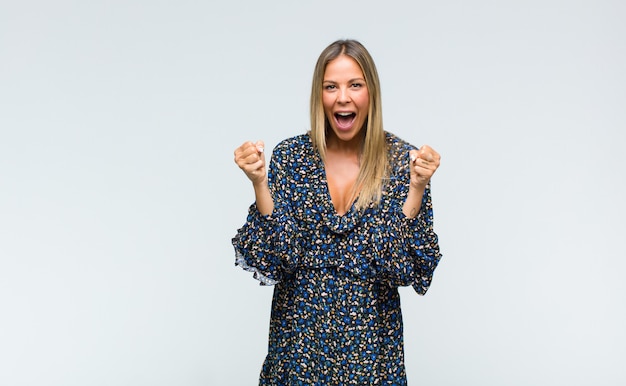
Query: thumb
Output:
[[409, 150, 418, 163]]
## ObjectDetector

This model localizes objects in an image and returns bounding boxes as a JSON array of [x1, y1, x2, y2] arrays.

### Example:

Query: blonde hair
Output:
[[310, 39, 388, 211]]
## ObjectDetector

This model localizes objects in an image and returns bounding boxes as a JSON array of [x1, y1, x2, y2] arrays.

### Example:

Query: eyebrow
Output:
[[322, 78, 366, 84]]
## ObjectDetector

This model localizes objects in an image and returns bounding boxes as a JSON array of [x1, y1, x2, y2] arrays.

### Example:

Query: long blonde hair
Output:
[[310, 39, 388, 211]]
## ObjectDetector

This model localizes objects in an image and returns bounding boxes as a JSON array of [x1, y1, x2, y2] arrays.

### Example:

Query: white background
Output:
[[1, 0, 625, 385]]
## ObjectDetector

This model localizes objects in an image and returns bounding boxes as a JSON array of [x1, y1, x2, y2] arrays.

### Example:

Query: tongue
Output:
[[336, 115, 354, 130]]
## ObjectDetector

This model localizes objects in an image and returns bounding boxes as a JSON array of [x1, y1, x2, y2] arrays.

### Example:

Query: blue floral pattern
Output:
[[232, 132, 441, 385]]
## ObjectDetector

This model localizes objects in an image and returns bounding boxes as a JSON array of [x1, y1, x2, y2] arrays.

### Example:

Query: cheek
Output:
[[357, 91, 370, 110], [358, 97, 370, 111], [322, 95, 334, 110]]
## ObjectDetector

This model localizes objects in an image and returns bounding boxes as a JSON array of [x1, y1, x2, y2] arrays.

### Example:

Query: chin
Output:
[[332, 128, 364, 143]]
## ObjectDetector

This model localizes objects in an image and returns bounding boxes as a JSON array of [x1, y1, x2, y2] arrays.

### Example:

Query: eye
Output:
[[351, 83, 363, 88], [324, 84, 336, 90]]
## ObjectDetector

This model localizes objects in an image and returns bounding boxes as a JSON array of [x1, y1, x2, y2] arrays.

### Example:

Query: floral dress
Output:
[[232, 132, 442, 385]]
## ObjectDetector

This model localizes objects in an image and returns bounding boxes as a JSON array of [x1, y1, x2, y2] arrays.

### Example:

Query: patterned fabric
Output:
[[232, 132, 441, 385]]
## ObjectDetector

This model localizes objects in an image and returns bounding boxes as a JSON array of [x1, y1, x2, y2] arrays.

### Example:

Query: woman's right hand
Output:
[[234, 141, 267, 186], [234, 140, 275, 216]]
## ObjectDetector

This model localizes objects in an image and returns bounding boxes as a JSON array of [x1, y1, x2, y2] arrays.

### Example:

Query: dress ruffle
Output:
[[233, 249, 278, 286], [232, 133, 442, 293], [232, 203, 299, 285]]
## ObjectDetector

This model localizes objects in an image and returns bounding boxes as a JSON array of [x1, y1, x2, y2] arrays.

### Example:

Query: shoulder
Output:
[[385, 131, 417, 172], [269, 133, 316, 173], [272, 133, 313, 158], [267, 133, 319, 187]]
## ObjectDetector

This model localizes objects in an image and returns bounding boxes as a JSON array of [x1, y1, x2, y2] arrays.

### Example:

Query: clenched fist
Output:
[[408, 145, 441, 189], [234, 141, 267, 186]]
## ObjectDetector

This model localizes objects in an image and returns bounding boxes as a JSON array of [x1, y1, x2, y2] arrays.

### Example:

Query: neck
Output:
[[326, 130, 364, 156]]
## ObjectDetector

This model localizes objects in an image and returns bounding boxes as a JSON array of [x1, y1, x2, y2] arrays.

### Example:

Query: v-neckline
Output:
[[304, 136, 361, 234], [313, 147, 358, 218]]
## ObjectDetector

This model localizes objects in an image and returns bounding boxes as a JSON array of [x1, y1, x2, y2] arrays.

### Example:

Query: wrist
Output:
[[409, 181, 427, 193], [252, 177, 269, 190]]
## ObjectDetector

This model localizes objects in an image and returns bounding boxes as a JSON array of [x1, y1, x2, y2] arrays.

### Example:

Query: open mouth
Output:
[[334, 112, 356, 130]]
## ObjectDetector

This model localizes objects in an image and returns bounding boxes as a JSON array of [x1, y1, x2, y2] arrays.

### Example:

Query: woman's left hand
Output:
[[408, 145, 441, 189]]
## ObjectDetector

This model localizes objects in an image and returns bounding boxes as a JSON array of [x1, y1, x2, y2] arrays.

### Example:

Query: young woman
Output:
[[233, 39, 442, 385]]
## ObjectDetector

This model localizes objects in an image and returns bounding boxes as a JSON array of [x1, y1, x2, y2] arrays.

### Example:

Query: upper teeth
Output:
[[337, 112, 352, 116]]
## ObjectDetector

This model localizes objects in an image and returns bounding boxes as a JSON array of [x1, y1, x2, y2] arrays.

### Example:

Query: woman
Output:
[[232, 39, 442, 385]]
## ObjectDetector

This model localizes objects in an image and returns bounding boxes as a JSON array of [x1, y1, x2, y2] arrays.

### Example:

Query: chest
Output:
[[324, 156, 360, 216]]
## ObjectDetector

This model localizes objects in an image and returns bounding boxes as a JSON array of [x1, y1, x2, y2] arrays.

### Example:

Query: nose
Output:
[[337, 87, 350, 104]]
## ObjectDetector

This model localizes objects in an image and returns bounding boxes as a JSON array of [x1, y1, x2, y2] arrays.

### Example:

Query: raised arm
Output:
[[402, 145, 441, 218], [234, 140, 274, 216]]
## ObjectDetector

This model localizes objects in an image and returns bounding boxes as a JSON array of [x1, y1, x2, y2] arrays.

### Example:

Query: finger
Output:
[[240, 151, 264, 168], [413, 158, 439, 177], [414, 154, 437, 169], [426, 148, 441, 164], [234, 141, 253, 159], [243, 158, 265, 173], [235, 141, 264, 163], [255, 140, 265, 154], [409, 150, 419, 163], [412, 165, 435, 181], [418, 146, 434, 162]]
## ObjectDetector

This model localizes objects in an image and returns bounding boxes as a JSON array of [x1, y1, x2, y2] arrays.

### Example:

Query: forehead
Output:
[[323, 55, 364, 80]]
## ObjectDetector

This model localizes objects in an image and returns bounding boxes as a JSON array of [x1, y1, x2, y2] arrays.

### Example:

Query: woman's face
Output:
[[322, 55, 370, 145]]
